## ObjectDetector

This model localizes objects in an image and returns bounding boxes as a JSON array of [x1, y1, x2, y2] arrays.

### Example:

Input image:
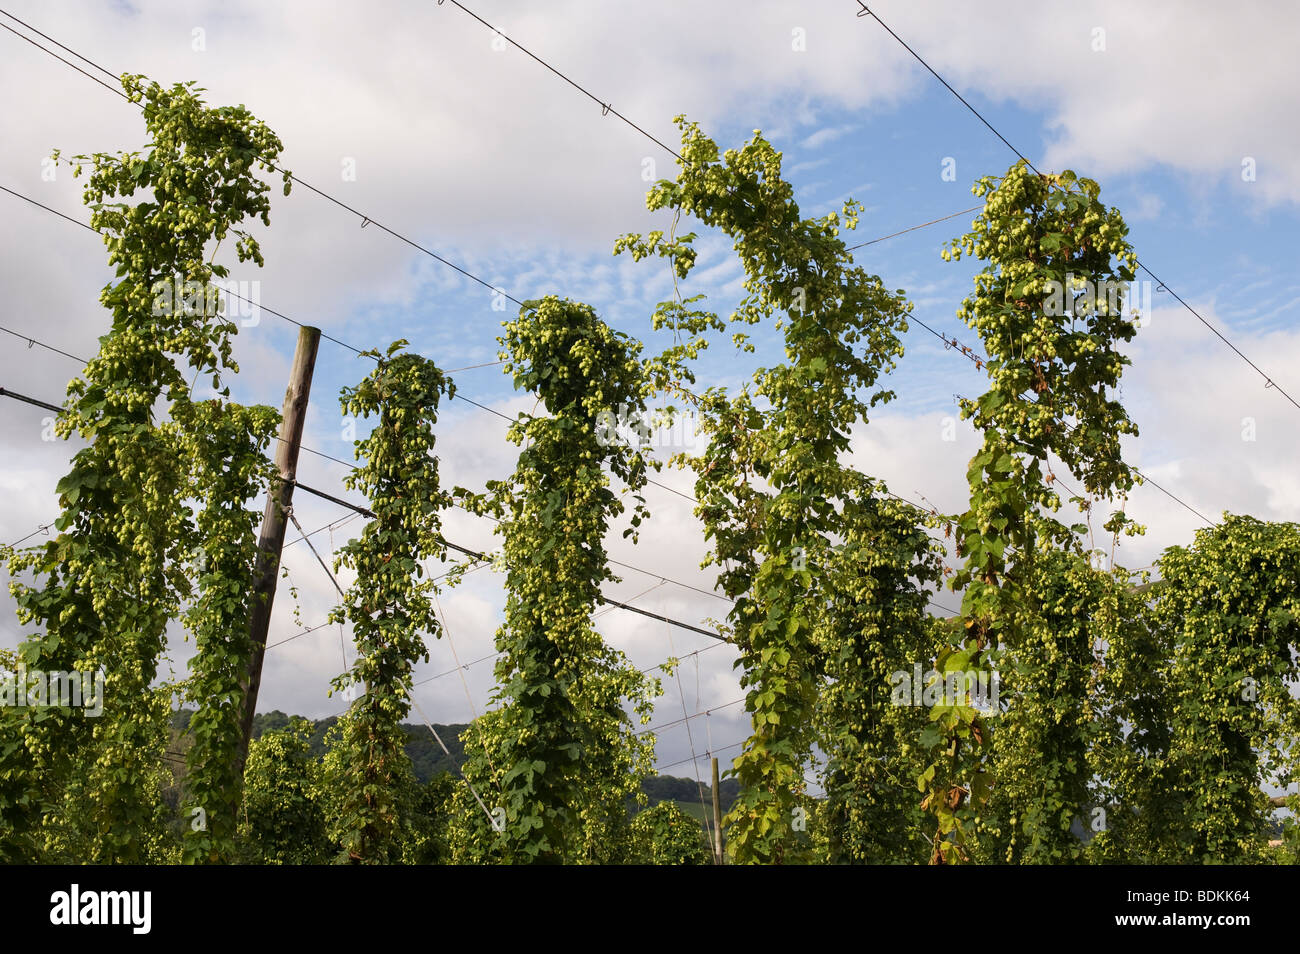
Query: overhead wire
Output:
[[852, 1, 1300, 414], [0, 387, 60, 413], [0, 12, 525, 309], [636, 696, 746, 738], [659, 593, 715, 845], [286, 476, 729, 641], [902, 303, 1216, 527], [658, 738, 745, 773]]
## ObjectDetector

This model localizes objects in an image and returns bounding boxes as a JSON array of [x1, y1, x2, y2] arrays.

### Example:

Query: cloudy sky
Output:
[[1, 0, 1297, 783]]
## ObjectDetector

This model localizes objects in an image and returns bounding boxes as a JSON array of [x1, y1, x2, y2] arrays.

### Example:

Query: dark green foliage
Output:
[[454, 297, 660, 864], [239, 717, 331, 865], [325, 342, 454, 863], [1, 74, 286, 863], [627, 802, 712, 865]]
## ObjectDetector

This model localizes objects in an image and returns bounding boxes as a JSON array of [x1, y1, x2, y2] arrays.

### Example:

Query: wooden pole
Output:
[[236, 325, 320, 776], [711, 756, 723, 864]]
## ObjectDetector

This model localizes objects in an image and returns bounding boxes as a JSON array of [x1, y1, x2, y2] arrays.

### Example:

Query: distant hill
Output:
[[170, 708, 738, 814], [642, 773, 739, 816]]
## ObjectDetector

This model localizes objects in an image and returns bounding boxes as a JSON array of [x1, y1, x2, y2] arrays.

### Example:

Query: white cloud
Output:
[[1129, 192, 1164, 222], [800, 124, 857, 150]]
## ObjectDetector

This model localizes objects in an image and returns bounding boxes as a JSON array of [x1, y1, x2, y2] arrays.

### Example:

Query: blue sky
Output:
[[1, 0, 1297, 775]]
